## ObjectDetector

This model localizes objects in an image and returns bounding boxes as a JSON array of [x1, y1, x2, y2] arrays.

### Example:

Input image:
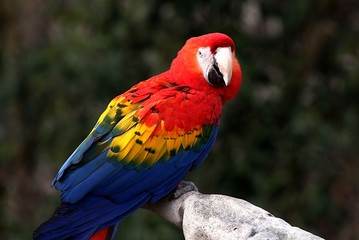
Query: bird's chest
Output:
[[140, 89, 223, 132]]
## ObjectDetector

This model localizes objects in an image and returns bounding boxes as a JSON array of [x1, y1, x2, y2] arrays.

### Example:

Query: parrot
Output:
[[34, 32, 242, 240]]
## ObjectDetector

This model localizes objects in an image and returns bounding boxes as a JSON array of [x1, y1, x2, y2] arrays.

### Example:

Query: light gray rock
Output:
[[144, 187, 324, 240]]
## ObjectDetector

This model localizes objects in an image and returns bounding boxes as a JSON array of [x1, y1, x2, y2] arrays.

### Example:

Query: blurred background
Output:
[[0, 0, 358, 239]]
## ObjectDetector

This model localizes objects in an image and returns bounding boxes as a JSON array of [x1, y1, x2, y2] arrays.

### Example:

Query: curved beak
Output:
[[214, 47, 233, 86]]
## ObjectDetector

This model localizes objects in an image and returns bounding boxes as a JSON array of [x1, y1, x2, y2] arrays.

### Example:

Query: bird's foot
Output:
[[169, 181, 198, 200]]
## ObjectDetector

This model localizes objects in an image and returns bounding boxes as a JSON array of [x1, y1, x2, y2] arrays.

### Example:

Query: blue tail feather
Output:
[[34, 194, 150, 240]]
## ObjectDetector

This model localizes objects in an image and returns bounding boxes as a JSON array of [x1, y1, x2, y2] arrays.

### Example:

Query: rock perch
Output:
[[145, 184, 324, 240]]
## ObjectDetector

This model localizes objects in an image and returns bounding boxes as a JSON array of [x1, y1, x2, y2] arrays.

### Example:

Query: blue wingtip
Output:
[[52, 134, 98, 185]]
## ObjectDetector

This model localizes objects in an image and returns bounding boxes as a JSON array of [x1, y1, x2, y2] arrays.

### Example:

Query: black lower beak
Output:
[[208, 63, 225, 87]]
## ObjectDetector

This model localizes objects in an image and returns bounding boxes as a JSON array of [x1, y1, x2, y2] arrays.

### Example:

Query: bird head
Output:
[[170, 33, 242, 103]]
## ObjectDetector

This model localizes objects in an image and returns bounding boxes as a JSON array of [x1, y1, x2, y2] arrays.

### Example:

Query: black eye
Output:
[[198, 50, 202, 56]]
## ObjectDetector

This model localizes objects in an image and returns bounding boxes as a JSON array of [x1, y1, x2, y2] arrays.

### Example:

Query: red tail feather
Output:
[[90, 226, 115, 240]]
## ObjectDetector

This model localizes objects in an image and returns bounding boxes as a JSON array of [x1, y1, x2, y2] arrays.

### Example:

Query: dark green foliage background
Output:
[[0, 0, 358, 239]]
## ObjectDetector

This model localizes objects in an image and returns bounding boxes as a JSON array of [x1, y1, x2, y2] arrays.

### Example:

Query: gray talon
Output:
[[170, 181, 198, 200]]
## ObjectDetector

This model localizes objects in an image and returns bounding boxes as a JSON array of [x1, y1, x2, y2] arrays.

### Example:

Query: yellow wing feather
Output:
[[93, 97, 208, 168]]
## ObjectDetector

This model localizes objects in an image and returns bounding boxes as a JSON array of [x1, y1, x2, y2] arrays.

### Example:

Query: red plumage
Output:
[[90, 226, 115, 240]]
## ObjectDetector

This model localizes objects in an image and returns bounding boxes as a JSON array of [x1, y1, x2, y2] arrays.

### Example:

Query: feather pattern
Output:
[[36, 81, 221, 239], [34, 33, 242, 240]]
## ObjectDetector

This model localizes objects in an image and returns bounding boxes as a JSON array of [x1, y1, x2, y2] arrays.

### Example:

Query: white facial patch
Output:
[[197, 46, 213, 80]]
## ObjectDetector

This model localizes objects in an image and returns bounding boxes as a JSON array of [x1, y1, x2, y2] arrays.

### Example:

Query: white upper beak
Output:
[[214, 47, 233, 86]]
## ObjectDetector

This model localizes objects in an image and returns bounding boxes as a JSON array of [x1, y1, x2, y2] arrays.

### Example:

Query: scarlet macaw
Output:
[[34, 33, 242, 240]]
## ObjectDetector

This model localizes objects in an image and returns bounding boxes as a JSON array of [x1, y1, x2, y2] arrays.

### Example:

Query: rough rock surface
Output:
[[145, 188, 324, 240]]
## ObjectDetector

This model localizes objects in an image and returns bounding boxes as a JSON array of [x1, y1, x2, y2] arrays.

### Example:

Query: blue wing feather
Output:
[[52, 134, 98, 185], [35, 124, 218, 239], [52, 96, 134, 186]]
